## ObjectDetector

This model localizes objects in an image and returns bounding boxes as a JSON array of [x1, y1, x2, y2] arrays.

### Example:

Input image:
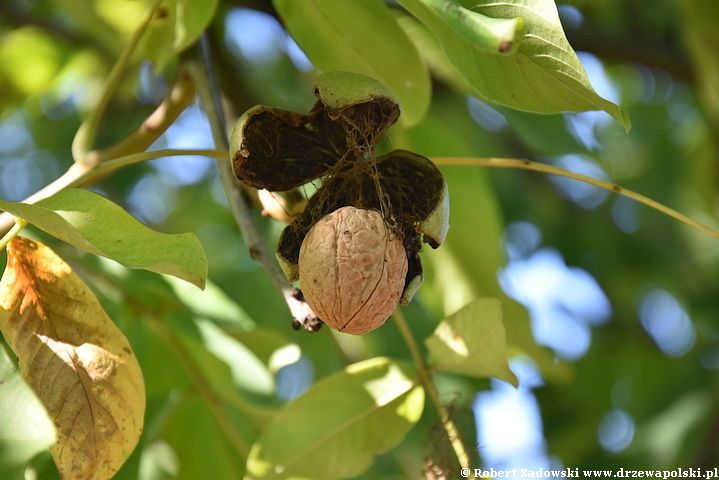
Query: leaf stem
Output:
[[421, 0, 524, 54], [188, 36, 321, 331], [0, 218, 27, 251], [71, 0, 163, 164], [0, 149, 227, 234], [393, 308, 471, 470], [91, 69, 197, 164], [433, 156, 719, 240]]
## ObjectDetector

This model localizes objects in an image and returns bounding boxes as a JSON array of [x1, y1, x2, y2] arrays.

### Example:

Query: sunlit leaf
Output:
[[273, 0, 431, 126], [416, 0, 525, 54], [231, 329, 301, 374], [0, 346, 56, 478], [0, 27, 65, 96], [139, 0, 219, 71], [165, 276, 255, 330], [161, 314, 275, 427], [245, 357, 423, 479], [399, 0, 630, 128], [426, 298, 518, 386], [193, 319, 275, 397], [393, 98, 572, 382], [0, 189, 208, 288], [0, 237, 145, 480], [395, 14, 476, 94], [425, 168, 572, 382]]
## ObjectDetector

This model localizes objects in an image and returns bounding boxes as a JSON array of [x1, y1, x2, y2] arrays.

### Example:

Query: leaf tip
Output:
[[503, 367, 519, 388], [619, 108, 632, 133]]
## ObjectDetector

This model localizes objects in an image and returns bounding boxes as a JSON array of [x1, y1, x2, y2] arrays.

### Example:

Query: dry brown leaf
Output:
[[0, 237, 145, 480]]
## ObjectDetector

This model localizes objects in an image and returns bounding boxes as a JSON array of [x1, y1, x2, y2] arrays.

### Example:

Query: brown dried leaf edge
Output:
[[0, 237, 145, 480]]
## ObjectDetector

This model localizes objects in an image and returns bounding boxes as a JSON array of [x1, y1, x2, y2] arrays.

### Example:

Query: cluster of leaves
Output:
[[0, 185, 516, 478]]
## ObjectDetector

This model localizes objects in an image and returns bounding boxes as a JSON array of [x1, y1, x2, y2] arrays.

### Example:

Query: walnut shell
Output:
[[298, 206, 408, 335]]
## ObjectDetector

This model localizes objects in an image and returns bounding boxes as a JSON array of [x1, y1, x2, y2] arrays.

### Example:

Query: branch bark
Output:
[[0, 149, 224, 234], [90, 70, 197, 164], [393, 308, 472, 471], [188, 35, 322, 332]]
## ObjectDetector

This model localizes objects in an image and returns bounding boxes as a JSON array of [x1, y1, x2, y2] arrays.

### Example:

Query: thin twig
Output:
[[0, 149, 226, 233], [0, 219, 27, 251], [71, 0, 163, 164], [693, 410, 719, 468], [92, 70, 197, 164], [188, 35, 321, 332], [433, 156, 719, 240], [393, 308, 472, 471]]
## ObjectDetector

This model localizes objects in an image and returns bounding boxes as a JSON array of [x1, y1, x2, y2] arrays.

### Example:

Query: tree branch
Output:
[[565, 27, 693, 82], [433, 156, 719, 240], [694, 410, 719, 468], [187, 35, 321, 332], [90, 69, 197, 164], [0, 149, 226, 233], [71, 0, 163, 165], [393, 308, 471, 471]]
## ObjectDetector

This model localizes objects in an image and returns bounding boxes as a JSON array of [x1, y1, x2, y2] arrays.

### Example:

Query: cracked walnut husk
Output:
[[230, 71, 449, 334]]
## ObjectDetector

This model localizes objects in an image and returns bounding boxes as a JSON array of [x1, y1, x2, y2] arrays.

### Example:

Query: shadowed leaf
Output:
[[0, 346, 56, 477]]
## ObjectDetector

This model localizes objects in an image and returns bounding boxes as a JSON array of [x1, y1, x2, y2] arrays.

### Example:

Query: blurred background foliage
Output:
[[1, 0, 719, 477]]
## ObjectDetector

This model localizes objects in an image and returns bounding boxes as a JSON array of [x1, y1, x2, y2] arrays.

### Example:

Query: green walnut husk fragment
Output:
[[230, 71, 449, 333]]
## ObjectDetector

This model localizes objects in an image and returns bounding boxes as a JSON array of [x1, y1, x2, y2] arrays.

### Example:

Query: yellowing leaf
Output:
[[0, 237, 145, 480], [425, 298, 518, 386]]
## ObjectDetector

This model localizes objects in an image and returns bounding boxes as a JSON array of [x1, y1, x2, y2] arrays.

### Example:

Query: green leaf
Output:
[[424, 168, 572, 382], [0, 189, 207, 288], [0, 346, 56, 477], [193, 319, 275, 397], [393, 98, 571, 382], [273, 0, 431, 126], [140, 0, 219, 71], [245, 357, 424, 479], [0, 27, 66, 96], [162, 314, 276, 426], [165, 276, 256, 330], [231, 329, 301, 374], [399, 0, 630, 129], [420, 0, 525, 54], [161, 395, 246, 480], [425, 298, 518, 386]]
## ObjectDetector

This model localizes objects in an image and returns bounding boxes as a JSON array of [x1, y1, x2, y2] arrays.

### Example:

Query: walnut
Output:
[[298, 206, 408, 335], [231, 72, 450, 332]]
